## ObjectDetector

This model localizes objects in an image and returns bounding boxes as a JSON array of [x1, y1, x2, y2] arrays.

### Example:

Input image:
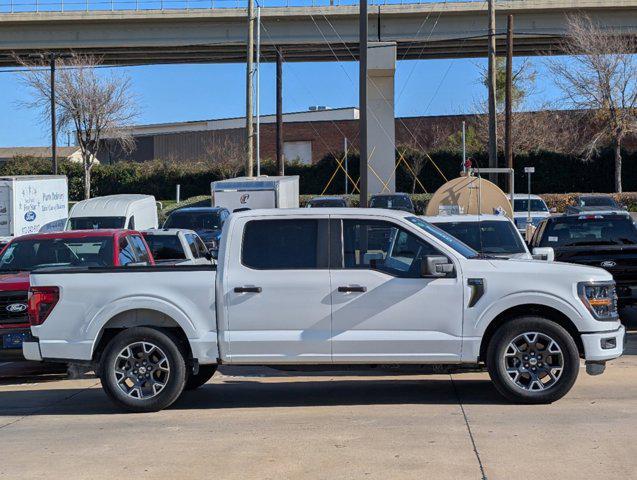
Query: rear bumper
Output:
[[581, 325, 625, 362], [22, 341, 43, 362]]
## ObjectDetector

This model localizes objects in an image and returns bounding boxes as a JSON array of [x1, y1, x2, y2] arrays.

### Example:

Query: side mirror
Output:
[[204, 251, 213, 261], [421, 256, 455, 278], [532, 247, 555, 262], [208, 249, 218, 260], [550, 207, 557, 214]]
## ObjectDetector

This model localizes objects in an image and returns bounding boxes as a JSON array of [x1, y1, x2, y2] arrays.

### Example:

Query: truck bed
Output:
[[29, 265, 217, 362]]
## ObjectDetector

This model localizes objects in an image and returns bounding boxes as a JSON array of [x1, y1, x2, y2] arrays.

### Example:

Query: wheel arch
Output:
[[478, 304, 584, 362], [91, 308, 193, 364]]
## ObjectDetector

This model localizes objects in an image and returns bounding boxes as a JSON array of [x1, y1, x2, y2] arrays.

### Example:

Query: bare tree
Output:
[[18, 54, 138, 198], [547, 15, 637, 192], [203, 134, 245, 179]]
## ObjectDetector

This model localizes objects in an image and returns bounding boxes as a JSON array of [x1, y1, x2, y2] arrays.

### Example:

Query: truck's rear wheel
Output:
[[100, 327, 186, 412], [185, 365, 217, 391], [486, 317, 579, 404]]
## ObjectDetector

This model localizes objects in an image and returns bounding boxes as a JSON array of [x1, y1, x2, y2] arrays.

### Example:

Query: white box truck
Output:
[[211, 176, 299, 212], [0, 175, 68, 245]]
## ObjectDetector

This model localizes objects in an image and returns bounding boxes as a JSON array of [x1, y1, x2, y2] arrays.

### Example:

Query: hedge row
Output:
[[2, 146, 636, 201]]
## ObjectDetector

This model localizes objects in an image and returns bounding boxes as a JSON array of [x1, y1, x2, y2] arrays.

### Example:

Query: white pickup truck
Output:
[[24, 209, 625, 412]]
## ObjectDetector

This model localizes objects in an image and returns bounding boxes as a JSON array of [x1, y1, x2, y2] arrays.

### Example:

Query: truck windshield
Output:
[[540, 216, 637, 247], [513, 199, 548, 212], [407, 217, 479, 259], [0, 237, 114, 272], [164, 212, 222, 231], [143, 234, 186, 261], [68, 217, 126, 230], [433, 220, 526, 255]]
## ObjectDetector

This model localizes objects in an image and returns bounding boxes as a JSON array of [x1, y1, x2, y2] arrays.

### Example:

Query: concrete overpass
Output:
[[0, 0, 636, 66]]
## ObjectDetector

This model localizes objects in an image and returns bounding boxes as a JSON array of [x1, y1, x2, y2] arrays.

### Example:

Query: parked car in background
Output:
[[306, 197, 348, 208], [163, 207, 230, 255], [529, 212, 637, 309], [509, 194, 552, 237], [423, 214, 532, 260], [67, 194, 158, 231], [0, 229, 153, 358], [369, 193, 415, 213], [25, 209, 624, 411], [142, 229, 213, 265], [565, 195, 625, 215]]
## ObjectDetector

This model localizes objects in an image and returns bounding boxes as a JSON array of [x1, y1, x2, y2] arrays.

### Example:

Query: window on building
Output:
[[283, 141, 312, 165]]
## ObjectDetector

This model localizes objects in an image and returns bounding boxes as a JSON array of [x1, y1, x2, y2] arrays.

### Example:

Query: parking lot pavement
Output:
[[0, 333, 635, 480]]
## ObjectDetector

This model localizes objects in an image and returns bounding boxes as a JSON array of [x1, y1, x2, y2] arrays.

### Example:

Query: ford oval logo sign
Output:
[[24, 211, 36, 222], [5, 303, 27, 313], [601, 260, 617, 268]]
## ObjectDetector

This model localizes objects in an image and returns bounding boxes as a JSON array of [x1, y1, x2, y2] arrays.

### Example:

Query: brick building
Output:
[[101, 107, 471, 165]]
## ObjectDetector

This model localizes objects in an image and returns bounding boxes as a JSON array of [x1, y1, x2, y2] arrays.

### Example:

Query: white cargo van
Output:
[[66, 194, 158, 231], [0, 175, 68, 245], [211, 176, 299, 212]]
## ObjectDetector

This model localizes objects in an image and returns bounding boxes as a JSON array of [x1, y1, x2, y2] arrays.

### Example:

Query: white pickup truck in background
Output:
[[24, 209, 625, 412]]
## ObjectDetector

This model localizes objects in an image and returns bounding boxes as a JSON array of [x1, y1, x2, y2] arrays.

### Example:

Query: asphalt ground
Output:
[[0, 325, 635, 480]]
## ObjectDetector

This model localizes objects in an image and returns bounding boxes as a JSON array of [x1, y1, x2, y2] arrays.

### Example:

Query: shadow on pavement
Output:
[[0, 377, 505, 416]]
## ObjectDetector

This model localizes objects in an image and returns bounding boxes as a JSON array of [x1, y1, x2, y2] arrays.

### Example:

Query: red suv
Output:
[[0, 229, 154, 359]]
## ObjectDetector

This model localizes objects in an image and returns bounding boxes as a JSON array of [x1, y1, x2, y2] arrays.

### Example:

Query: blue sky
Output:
[[0, 56, 560, 147]]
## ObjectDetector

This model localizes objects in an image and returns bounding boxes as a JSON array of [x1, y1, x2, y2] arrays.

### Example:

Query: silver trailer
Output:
[[211, 176, 300, 212]]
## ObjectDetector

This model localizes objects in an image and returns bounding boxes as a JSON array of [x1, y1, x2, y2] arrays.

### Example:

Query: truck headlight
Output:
[[578, 281, 618, 321]]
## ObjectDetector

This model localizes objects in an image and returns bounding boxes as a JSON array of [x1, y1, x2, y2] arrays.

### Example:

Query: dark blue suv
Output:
[[163, 207, 230, 255]]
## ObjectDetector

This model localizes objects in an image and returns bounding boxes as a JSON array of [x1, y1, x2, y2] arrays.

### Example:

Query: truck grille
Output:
[[0, 291, 29, 325]]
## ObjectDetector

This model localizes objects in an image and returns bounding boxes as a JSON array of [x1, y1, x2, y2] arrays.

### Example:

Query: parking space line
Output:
[[450, 374, 488, 480]]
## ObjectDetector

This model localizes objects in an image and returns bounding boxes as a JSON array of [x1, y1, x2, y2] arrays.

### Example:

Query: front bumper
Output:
[[581, 325, 625, 362]]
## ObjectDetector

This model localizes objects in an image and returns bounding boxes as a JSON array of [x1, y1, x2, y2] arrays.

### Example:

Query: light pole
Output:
[[359, 0, 368, 207]]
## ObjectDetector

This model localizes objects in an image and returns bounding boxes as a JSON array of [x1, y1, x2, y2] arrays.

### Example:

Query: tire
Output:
[[99, 327, 187, 413], [486, 317, 580, 404], [184, 364, 217, 391]]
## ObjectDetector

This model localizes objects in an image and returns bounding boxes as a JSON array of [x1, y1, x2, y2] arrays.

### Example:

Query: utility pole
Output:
[[276, 47, 284, 176], [255, 5, 261, 176], [505, 14, 514, 196], [245, 0, 255, 177], [487, 0, 498, 182], [50, 54, 58, 175], [359, 0, 368, 207]]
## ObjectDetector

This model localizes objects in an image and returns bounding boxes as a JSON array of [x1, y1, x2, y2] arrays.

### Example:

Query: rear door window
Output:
[[129, 235, 150, 263], [118, 237, 138, 266], [242, 219, 327, 270]]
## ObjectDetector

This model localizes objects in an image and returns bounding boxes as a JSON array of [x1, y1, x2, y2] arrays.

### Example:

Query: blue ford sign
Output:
[[24, 211, 36, 222]]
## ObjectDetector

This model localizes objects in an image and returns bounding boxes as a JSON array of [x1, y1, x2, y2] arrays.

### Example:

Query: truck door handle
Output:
[[234, 286, 262, 293], [338, 285, 367, 293]]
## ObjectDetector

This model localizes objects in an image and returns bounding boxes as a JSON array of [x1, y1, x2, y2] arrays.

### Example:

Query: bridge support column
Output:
[[365, 41, 396, 195]]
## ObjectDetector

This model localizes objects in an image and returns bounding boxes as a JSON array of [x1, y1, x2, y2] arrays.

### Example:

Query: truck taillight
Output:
[[28, 287, 60, 326]]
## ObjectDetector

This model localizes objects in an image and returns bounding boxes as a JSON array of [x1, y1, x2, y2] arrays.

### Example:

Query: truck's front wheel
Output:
[[486, 317, 580, 404], [100, 327, 187, 412]]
